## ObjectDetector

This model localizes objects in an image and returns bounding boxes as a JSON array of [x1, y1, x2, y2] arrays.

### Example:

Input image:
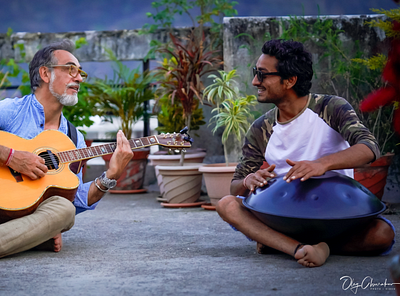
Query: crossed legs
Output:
[[216, 195, 394, 268], [0, 196, 75, 258]]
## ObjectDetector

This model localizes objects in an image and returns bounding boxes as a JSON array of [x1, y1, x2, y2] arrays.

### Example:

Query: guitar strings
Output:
[[37, 139, 158, 168]]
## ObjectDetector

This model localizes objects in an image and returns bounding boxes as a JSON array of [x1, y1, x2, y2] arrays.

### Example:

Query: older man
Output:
[[0, 39, 133, 258]]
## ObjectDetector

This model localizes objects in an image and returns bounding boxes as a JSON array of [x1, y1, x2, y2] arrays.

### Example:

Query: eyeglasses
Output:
[[252, 67, 280, 83], [47, 64, 88, 82]]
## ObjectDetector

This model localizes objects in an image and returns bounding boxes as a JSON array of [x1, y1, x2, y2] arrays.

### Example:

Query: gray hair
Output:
[[29, 39, 75, 92]]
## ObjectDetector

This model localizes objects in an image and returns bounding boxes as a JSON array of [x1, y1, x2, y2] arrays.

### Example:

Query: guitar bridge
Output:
[[8, 167, 23, 183]]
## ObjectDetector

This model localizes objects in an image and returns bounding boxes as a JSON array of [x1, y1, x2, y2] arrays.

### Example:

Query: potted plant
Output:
[[82, 49, 155, 193], [353, 7, 400, 200], [149, 60, 208, 202], [200, 69, 257, 207], [151, 29, 222, 205]]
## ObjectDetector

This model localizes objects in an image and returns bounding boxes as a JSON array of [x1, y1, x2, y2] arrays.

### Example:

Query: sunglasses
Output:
[[252, 67, 280, 83], [47, 64, 88, 82]]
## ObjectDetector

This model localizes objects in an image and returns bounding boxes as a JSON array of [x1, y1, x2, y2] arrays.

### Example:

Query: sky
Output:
[[0, 0, 398, 33]]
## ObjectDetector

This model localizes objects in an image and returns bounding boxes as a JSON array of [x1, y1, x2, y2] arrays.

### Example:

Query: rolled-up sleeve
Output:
[[69, 123, 98, 214]]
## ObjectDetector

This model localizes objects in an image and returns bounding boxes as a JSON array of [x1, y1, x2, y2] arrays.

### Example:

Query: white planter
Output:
[[148, 150, 206, 199], [199, 163, 238, 205], [156, 164, 204, 204]]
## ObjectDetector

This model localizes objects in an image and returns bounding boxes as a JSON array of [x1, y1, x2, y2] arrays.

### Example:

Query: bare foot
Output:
[[33, 233, 63, 252], [53, 233, 63, 252], [294, 242, 330, 268]]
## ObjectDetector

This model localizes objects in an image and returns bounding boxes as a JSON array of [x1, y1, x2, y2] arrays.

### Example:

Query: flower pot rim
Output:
[[199, 163, 238, 173], [156, 163, 204, 171], [148, 152, 206, 161]]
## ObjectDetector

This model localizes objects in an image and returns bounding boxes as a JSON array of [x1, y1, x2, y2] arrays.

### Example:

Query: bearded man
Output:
[[0, 40, 133, 258]]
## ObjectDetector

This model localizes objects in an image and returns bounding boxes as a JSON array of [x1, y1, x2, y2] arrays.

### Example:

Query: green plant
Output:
[[81, 49, 155, 139], [210, 95, 257, 166], [355, 7, 400, 140], [205, 69, 257, 165], [155, 95, 205, 134], [140, 0, 238, 58], [0, 28, 30, 99], [204, 69, 239, 107], [276, 13, 397, 154], [154, 30, 222, 133]]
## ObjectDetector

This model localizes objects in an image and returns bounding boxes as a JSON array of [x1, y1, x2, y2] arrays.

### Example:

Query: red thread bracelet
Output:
[[5, 148, 14, 166]]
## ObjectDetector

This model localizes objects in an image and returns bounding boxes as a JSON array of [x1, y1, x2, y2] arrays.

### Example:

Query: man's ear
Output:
[[285, 76, 297, 89], [39, 66, 51, 84]]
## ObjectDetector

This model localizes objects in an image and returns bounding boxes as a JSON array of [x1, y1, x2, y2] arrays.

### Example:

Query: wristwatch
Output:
[[98, 171, 117, 190]]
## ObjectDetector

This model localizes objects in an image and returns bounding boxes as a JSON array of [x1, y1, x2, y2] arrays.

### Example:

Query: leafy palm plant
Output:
[[82, 50, 155, 138], [204, 69, 239, 107], [210, 95, 257, 166], [206, 70, 257, 166]]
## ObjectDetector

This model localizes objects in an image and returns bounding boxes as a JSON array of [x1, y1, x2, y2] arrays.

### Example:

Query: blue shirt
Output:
[[0, 94, 97, 214]]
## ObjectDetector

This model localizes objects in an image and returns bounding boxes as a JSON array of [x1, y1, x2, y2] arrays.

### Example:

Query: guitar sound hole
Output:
[[39, 151, 60, 171]]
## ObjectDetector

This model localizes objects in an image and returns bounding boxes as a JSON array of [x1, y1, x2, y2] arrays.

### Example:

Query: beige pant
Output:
[[0, 196, 75, 258]]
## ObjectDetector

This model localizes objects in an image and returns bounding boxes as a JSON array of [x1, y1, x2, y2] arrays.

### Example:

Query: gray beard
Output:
[[49, 71, 78, 106]]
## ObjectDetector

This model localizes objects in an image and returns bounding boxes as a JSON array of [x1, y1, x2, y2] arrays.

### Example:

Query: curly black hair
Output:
[[261, 39, 313, 97]]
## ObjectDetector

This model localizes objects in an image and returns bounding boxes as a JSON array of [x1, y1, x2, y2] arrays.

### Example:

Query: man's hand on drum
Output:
[[244, 164, 277, 192], [284, 159, 326, 183]]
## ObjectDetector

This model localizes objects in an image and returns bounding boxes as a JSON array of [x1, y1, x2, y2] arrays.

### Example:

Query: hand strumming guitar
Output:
[[0, 145, 48, 180]]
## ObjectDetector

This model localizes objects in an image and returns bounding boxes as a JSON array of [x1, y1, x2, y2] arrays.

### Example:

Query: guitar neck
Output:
[[57, 135, 159, 164]]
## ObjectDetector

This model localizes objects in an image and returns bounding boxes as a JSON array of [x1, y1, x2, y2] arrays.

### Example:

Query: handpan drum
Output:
[[242, 171, 386, 243]]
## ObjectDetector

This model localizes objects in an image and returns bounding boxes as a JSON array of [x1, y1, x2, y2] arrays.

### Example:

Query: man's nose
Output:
[[252, 74, 260, 86]]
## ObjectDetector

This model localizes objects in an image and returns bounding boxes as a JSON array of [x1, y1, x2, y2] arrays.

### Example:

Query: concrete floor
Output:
[[0, 189, 399, 296]]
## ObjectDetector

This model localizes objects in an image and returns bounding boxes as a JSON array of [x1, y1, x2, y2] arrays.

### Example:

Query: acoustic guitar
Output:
[[0, 129, 191, 223]]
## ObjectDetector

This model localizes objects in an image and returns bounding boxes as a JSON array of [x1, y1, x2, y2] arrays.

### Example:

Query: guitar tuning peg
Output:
[[179, 126, 193, 144], [184, 135, 193, 144], [180, 126, 188, 134]]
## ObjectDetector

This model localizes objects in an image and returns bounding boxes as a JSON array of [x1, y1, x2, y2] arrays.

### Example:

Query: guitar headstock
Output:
[[155, 128, 192, 149]]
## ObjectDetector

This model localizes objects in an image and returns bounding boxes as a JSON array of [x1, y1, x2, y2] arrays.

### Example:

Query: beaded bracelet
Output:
[[94, 177, 109, 193], [5, 148, 14, 166], [243, 173, 254, 190]]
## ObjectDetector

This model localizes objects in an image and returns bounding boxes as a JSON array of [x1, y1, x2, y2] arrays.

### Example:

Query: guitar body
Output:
[[0, 128, 192, 223], [0, 130, 79, 223]]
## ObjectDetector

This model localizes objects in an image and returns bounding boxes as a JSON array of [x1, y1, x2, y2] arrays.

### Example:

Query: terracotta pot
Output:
[[199, 163, 238, 206], [156, 164, 204, 204], [102, 148, 150, 194], [354, 153, 394, 200], [148, 149, 206, 199]]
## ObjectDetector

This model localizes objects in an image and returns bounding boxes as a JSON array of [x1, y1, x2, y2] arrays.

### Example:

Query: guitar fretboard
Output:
[[57, 135, 159, 164]]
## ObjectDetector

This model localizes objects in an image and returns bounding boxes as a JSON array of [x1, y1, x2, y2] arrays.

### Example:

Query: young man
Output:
[[0, 40, 133, 258], [216, 39, 395, 268]]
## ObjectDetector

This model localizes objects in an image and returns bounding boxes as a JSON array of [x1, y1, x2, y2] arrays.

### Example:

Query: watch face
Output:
[[108, 179, 117, 188], [100, 172, 117, 189]]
